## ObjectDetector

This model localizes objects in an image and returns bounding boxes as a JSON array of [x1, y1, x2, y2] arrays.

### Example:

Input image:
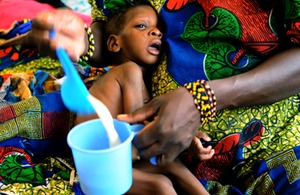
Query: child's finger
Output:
[[190, 137, 215, 160], [195, 131, 211, 142], [197, 149, 215, 161]]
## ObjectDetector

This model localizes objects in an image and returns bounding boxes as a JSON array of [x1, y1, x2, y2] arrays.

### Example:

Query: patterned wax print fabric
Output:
[[0, 71, 75, 194], [90, 0, 300, 194]]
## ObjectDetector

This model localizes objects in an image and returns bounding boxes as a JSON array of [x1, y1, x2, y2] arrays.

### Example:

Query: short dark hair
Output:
[[105, 0, 158, 37]]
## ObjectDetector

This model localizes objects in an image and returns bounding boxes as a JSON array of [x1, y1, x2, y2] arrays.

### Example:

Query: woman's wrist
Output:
[[184, 80, 216, 124], [79, 24, 95, 62]]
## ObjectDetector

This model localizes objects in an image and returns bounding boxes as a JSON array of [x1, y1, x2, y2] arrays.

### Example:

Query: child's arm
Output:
[[120, 62, 149, 114], [75, 61, 145, 124], [163, 131, 214, 194]]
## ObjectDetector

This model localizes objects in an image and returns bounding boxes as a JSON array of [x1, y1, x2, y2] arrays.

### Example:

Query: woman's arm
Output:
[[209, 47, 300, 110], [118, 47, 300, 166], [87, 21, 107, 66]]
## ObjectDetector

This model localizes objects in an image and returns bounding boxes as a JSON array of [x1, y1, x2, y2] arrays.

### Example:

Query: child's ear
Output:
[[107, 35, 121, 52]]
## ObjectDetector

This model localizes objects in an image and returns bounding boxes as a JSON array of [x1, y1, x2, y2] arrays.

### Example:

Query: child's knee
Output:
[[148, 174, 176, 194], [129, 171, 177, 195]]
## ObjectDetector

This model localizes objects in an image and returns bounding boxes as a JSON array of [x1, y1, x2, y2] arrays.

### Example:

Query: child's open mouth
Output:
[[147, 39, 161, 55]]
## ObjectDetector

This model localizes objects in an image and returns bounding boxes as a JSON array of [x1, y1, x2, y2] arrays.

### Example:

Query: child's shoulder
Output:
[[113, 61, 142, 74]]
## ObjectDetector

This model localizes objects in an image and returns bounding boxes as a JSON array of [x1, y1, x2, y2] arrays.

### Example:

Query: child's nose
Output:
[[150, 28, 162, 38]]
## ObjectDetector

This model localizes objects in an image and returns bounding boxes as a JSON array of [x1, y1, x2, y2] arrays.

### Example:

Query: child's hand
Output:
[[188, 131, 214, 161]]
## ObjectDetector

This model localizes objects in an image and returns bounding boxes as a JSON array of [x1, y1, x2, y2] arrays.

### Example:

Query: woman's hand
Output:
[[27, 9, 87, 61], [117, 87, 201, 166]]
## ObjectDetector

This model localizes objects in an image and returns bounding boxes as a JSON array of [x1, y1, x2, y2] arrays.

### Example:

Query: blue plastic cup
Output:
[[67, 119, 135, 195]]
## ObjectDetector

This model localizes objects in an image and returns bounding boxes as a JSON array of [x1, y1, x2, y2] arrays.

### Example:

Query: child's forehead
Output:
[[124, 5, 157, 21], [126, 5, 155, 16]]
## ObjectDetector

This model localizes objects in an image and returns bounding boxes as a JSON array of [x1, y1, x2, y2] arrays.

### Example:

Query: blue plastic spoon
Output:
[[50, 30, 121, 148]]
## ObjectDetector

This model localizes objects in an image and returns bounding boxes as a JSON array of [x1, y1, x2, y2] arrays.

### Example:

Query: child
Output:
[[75, 1, 213, 194]]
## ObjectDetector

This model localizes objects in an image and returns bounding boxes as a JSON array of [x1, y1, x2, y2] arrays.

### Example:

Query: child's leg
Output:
[[126, 168, 177, 195], [166, 159, 210, 195]]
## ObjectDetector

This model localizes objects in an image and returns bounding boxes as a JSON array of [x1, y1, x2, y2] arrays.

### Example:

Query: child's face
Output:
[[118, 5, 162, 66]]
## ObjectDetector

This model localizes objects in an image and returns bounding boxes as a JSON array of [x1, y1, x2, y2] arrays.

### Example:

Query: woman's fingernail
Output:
[[117, 114, 127, 119]]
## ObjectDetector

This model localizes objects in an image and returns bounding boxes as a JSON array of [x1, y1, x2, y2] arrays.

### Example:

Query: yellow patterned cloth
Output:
[[0, 57, 62, 76]]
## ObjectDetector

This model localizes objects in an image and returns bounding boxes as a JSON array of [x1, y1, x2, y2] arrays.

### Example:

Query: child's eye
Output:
[[136, 24, 147, 29]]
